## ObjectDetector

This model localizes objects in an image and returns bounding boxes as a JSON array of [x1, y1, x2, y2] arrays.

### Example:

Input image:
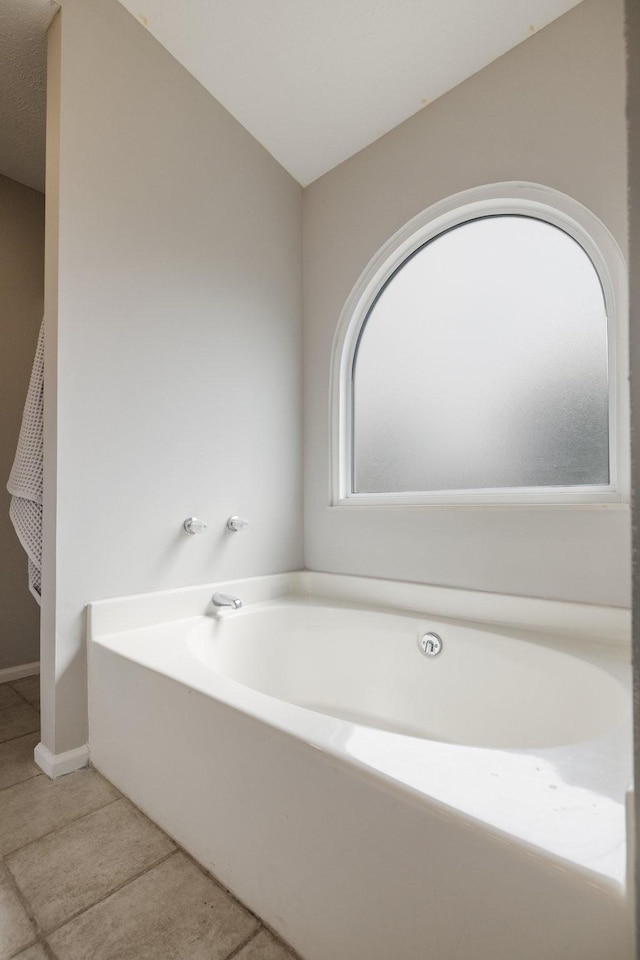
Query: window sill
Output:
[[332, 498, 630, 511]]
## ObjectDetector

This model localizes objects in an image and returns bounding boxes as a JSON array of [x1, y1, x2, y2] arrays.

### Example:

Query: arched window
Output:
[[331, 184, 628, 506]]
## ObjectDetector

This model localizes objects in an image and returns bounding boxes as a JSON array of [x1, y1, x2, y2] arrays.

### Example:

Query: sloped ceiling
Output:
[[0, 0, 58, 192], [117, 0, 585, 185], [2, 0, 585, 191]]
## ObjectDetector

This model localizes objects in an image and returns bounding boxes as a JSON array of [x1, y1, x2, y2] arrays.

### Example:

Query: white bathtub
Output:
[[87, 572, 633, 960]]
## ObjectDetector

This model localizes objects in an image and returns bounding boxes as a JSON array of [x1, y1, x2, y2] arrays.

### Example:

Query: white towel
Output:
[[7, 321, 44, 603]]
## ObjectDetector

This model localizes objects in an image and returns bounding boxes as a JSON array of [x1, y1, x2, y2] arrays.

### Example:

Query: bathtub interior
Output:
[[187, 597, 629, 749]]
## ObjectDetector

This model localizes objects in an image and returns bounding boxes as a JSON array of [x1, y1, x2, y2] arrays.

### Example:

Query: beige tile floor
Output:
[[0, 677, 301, 960]]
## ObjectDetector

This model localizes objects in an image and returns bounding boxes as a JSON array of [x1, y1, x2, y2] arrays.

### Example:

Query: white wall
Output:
[[303, 0, 630, 608], [0, 174, 43, 669], [43, 0, 303, 755]]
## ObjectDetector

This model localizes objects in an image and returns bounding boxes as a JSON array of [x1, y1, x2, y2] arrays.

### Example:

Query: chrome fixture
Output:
[[212, 592, 242, 610], [227, 516, 249, 532], [418, 632, 443, 657], [183, 517, 207, 535]]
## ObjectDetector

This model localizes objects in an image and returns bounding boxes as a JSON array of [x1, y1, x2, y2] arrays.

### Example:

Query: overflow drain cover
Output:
[[419, 632, 443, 657]]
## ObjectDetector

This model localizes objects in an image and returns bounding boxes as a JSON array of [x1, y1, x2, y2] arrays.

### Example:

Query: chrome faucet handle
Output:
[[226, 516, 249, 532], [183, 517, 207, 535]]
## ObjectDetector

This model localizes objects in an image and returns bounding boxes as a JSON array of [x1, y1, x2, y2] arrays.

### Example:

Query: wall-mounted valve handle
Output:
[[227, 516, 249, 532], [183, 517, 207, 535]]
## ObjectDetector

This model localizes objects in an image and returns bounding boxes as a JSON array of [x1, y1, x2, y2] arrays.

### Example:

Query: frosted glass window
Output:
[[352, 216, 609, 494]]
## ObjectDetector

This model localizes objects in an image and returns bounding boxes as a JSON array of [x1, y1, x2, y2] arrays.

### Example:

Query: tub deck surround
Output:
[[87, 572, 633, 960], [87, 570, 632, 643]]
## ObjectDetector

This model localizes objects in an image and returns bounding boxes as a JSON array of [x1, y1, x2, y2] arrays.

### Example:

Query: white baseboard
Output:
[[34, 741, 90, 779], [0, 661, 39, 684]]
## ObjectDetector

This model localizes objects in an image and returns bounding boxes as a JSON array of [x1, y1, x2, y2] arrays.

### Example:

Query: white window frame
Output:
[[330, 182, 629, 507]]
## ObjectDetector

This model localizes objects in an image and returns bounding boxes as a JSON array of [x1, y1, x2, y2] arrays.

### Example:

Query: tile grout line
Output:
[[6, 679, 40, 712], [0, 726, 42, 752], [0, 730, 41, 793], [0, 793, 123, 859], [87, 779, 190, 863], [223, 926, 264, 960], [40, 849, 180, 940], [0, 773, 46, 798], [2, 845, 63, 960], [0, 769, 40, 792], [0, 696, 39, 717], [0, 857, 46, 958], [6, 939, 46, 960], [40, 938, 62, 960]]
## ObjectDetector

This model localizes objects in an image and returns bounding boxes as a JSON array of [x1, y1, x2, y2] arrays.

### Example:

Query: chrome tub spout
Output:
[[212, 592, 242, 610]]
